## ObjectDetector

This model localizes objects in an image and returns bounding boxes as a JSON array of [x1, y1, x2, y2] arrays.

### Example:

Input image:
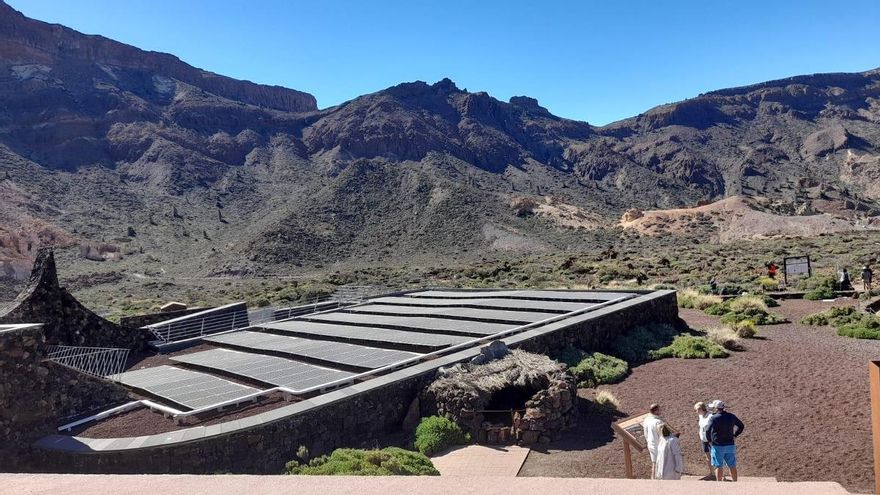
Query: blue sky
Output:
[[8, 0, 880, 125]]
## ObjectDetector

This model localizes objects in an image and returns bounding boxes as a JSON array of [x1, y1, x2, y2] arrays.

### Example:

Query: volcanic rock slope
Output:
[[0, 1, 879, 279]]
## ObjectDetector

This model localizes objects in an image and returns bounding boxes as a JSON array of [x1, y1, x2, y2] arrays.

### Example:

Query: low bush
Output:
[[414, 416, 470, 456], [804, 286, 835, 300], [838, 316, 880, 340], [595, 390, 620, 410], [651, 335, 729, 359], [704, 303, 728, 316], [727, 294, 768, 313], [800, 306, 859, 326], [761, 295, 780, 308], [757, 276, 779, 292], [678, 289, 723, 310], [284, 447, 439, 476], [567, 352, 629, 388], [609, 324, 679, 363], [705, 326, 743, 350], [733, 319, 758, 338]]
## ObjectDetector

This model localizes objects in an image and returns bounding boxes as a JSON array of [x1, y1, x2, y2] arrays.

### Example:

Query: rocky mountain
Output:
[[1, 0, 879, 283]]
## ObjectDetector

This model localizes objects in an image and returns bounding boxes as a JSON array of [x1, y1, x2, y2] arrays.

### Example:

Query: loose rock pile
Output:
[[425, 349, 577, 445]]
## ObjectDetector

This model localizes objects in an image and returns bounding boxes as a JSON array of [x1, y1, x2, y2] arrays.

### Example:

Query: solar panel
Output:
[[346, 303, 558, 323], [304, 313, 511, 336], [407, 290, 634, 302], [205, 331, 420, 369], [171, 348, 355, 391], [111, 365, 259, 410], [369, 296, 586, 313], [260, 320, 469, 349]]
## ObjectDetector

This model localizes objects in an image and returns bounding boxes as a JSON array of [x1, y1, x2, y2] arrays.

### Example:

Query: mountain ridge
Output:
[[1, 1, 880, 282]]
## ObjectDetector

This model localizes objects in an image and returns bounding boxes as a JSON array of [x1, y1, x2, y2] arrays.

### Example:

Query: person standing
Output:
[[840, 268, 853, 291], [655, 424, 684, 480], [694, 402, 713, 476], [642, 403, 663, 479], [862, 266, 874, 293], [766, 261, 778, 279], [706, 400, 745, 482]]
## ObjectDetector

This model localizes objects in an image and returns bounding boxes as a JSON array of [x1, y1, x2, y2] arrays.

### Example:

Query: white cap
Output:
[[709, 400, 725, 410]]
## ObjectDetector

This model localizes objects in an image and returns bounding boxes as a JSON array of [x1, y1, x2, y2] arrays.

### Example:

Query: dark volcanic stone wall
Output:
[[0, 324, 131, 470], [0, 249, 148, 349]]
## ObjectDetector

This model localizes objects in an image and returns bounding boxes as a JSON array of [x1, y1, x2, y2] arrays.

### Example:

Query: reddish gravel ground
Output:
[[519, 299, 878, 493]]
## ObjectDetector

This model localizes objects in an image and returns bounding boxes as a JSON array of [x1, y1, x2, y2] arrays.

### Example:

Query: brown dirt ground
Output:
[[518, 298, 877, 493]]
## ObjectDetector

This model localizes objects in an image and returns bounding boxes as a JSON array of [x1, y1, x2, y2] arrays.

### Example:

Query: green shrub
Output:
[[704, 303, 728, 316], [567, 352, 629, 388], [733, 320, 758, 338], [838, 317, 880, 339], [761, 295, 780, 308], [804, 286, 835, 300], [757, 277, 779, 292], [705, 326, 743, 350], [609, 324, 679, 363], [595, 390, 620, 410], [284, 447, 439, 476], [678, 289, 723, 310], [801, 306, 859, 326], [651, 335, 729, 359], [414, 416, 470, 456]]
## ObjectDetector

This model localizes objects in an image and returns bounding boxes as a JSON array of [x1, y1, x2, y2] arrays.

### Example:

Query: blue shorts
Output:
[[710, 444, 737, 468]]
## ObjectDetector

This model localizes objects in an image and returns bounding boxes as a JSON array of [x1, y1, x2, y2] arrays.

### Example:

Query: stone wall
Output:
[[27, 371, 438, 474], [514, 291, 681, 355], [0, 249, 148, 349], [0, 324, 131, 469]]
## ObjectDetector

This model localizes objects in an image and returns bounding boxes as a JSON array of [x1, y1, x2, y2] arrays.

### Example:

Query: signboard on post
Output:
[[783, 255, 812, 286], [613, 413, 678, 479]]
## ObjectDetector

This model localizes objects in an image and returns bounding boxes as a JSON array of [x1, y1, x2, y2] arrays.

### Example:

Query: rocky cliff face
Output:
[[0, 1, 879, 278]]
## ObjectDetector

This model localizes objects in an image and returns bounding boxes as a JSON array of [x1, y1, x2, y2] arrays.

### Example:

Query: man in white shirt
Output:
[[642, 403, 663, 478]]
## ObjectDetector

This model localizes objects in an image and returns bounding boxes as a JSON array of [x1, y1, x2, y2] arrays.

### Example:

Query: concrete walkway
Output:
[[0, 474, 854, 495], [431, 445, 531, 477]]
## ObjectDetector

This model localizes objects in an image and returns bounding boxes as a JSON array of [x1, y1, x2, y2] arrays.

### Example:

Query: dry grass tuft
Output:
[[678, 289, 723, 310]]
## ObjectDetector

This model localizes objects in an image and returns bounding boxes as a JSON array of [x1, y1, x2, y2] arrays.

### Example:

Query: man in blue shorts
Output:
[[706, 400, 744, 481]]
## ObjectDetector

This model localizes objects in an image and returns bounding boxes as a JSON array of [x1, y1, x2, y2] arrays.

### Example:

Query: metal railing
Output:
[[330, 285, 394, 304], [47, 345, 130, 378], [146, 303, 250, 344]]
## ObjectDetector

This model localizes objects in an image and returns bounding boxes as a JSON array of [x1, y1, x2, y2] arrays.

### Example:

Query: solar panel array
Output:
[[111, 365, 258, 410], [112, 289, 638, 411], [205, 331, 420, 369], [172, 348, 356, 391]]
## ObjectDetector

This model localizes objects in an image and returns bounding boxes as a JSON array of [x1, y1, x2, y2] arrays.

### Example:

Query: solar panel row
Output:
[[407, 290, 633, 302], [205, 331, 420, 369], [261, 320, 470, 349], [345, 303, 559, 324], [304, 312, 511, 336], [369, 296, 587, 313], [172, 348, 356, 391], [111, 365, 259, 410]]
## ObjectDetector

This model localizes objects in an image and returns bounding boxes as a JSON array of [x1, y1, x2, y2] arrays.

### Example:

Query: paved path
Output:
[[0, 474, 853, 495], [431, 445, 531, 477]]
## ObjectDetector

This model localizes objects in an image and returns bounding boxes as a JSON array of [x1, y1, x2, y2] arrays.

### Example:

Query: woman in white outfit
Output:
[[655, 424, 684, 480]]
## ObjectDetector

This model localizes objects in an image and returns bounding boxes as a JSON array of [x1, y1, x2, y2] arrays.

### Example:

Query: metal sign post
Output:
[[783, 255, 812, 286]]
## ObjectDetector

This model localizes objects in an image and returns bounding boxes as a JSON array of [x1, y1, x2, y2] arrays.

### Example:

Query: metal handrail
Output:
[[62, 295, 634, 431], [47, 345, 130, 378]]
